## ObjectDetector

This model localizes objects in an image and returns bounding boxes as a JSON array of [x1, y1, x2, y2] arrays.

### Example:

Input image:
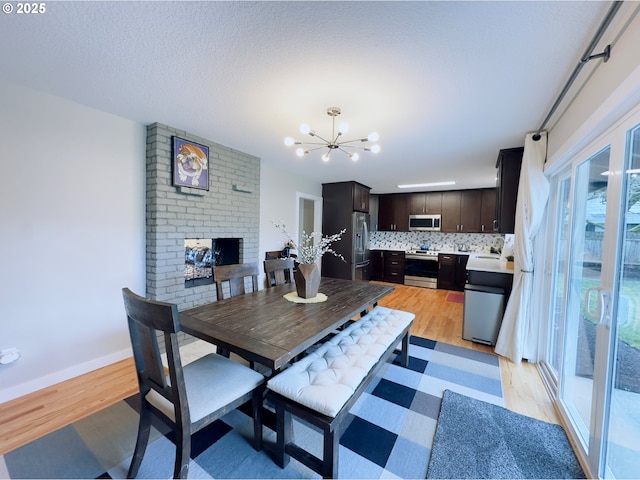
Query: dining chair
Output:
[[264, 257, 295, 288], [122, 288, 265, 479], [213, 262, 259, 300], [265, 250, 282, 260]]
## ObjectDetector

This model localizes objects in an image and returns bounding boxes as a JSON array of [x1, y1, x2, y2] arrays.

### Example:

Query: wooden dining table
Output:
[[180, 277, 395, 373]]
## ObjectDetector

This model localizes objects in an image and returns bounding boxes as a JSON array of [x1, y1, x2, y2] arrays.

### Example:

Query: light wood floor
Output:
[[0, 283, 558, 455]]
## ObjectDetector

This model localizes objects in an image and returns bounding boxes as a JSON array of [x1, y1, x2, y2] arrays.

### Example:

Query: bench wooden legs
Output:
[[274, 405, 292, 468], [274, 403, 339, 479], [323, 428, 339, 479], [400, 332, 410, 367]]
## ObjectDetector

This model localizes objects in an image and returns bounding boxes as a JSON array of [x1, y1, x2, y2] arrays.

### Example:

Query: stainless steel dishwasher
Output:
[[462, 284, 505, 346]]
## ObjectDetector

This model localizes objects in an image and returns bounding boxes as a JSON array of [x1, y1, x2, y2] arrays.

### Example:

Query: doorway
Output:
[[296, 192, 322, 261]]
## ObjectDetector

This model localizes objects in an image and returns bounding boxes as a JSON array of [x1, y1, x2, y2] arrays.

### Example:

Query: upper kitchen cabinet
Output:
[[441, 190, 482, 233], [353, 182, 370, 212], [378, 194, 408, 231], [441, 191, 461, 232], [495, 147, 523, 233], [460, 190, 482, 233], [480, 188, 497, 233], [408, 192, 442, 215], [322, 181, 371, 213]]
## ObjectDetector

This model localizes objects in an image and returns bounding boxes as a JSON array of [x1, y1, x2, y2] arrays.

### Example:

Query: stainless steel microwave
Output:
[[408, 214, 441, 231]]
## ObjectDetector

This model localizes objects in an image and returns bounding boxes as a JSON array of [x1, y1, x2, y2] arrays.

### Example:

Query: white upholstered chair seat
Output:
[[267, 306, 414, 417], [147, 353, 265, 423]]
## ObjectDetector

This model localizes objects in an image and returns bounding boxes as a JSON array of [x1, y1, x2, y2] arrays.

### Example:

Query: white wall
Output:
[[0, 81, 322, 403], [547, 4, 640, 167], [0, 81, 147, 402], [259, 163, 322, 262]]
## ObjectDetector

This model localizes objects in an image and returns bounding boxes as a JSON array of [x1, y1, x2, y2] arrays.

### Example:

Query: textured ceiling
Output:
[[0, 1, 613, 193]]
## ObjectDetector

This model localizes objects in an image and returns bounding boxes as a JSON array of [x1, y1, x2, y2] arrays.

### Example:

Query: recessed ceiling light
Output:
[[397, 181, 456, 189]]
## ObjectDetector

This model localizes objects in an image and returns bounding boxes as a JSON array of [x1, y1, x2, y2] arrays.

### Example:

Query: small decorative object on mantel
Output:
[[273, 221, 345, 299]]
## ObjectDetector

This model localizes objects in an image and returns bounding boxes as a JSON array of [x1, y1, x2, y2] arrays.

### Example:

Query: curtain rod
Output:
[[533, 1, 624, 141]]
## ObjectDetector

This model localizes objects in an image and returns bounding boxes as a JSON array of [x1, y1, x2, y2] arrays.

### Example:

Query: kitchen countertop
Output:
[[369, 247, 514, 274], [465, 253, 514, 274]]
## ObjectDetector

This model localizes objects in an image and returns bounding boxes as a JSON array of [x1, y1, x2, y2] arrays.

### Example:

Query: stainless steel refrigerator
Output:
[[322, 211, 370, 281], [352, 212, 371, 281]]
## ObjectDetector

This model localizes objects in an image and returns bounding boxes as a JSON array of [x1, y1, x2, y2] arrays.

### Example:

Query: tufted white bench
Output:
[[266, 306, 415, 478]]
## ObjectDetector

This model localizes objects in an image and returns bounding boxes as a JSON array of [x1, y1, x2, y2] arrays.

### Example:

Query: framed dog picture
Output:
[[172, 137, 209, 190]]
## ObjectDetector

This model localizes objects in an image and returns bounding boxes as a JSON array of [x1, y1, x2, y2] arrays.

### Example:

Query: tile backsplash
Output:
[[370, 231, 504, 253]]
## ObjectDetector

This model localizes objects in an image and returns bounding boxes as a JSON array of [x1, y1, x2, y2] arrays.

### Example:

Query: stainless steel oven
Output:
[[404, 250, 438, 288]]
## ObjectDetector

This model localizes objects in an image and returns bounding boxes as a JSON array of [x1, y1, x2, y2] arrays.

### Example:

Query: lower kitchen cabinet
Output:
[[455, 254, 469, 290], [438, 253, 468, 291], [383, 250, 405, 284], [370, 249, 384, 281], [369, 249, 405, 283], [437, 253, 456, 289]]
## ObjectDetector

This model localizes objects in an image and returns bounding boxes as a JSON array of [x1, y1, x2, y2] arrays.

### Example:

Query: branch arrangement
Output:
[[273, 221, 346, 264]]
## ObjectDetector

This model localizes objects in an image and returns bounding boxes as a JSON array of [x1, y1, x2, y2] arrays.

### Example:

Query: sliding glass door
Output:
[[604, 124, 640, 479], [560, 147, 610, 454], [546, 173, 572, 379], [541, 112, 640, 479]]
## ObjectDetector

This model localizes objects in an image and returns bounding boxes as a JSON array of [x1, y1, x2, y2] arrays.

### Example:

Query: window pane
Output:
[[605, 124, 640, 479]]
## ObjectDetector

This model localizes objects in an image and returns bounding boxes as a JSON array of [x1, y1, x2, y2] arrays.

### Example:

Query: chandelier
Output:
[[284, 107, 380, 162]]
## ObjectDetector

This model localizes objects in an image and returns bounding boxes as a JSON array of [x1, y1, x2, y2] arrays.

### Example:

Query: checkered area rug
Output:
[[0, 336, 502, 479]]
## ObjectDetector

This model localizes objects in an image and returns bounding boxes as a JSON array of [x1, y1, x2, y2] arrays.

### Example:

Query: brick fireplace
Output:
[[145, 123, 260, 310]]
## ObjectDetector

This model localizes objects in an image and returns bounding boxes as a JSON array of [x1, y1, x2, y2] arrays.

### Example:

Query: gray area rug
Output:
[[427, 390, 585, 479]]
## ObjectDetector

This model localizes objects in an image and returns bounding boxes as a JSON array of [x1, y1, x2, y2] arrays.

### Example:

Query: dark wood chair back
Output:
[[265, 250, 282, 260], [121, 287, 264, 478], [123, 287, 183, 406], [213, 263, 260, 300], [264, 258, 295, 288]]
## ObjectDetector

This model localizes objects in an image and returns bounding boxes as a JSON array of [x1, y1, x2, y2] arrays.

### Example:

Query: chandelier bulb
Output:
[[371, 144, 381, 154], [338, 122, 349, 134], [351, 152, 360, 161], [300, 123, 311, 135], [322, 152, 331, 162], [284, 137, 295, 147], [368, 132, 379, 142], [296, 147, 306, 157]]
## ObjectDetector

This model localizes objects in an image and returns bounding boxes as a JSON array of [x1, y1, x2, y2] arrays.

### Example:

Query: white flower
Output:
[[273, 221, 346, 265]]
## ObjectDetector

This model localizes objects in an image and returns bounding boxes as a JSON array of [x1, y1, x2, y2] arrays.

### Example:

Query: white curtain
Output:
[[495, 132, 550, 363]]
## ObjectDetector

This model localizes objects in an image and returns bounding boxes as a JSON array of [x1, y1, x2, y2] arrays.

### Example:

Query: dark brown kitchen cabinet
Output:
[[495, 147, 523, 233], [353, 182, 370, 212], [370, 249, 384, 281], [383, 250, 405, 284], [455, 255, 469, 291], [408, 192, 442, 215], [480, 188, 497, 233], [441, 191, 461, 233], [438, 253, 468, 291], [322, 181, 370, 213], [437, 253, 456, 289], [460, 190, 482, 233], [441, 190, 481, 233], [378, 194, 408, 231]]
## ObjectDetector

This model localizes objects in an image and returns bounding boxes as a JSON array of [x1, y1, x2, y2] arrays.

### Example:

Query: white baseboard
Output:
[[0, 348, 132, 404]]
